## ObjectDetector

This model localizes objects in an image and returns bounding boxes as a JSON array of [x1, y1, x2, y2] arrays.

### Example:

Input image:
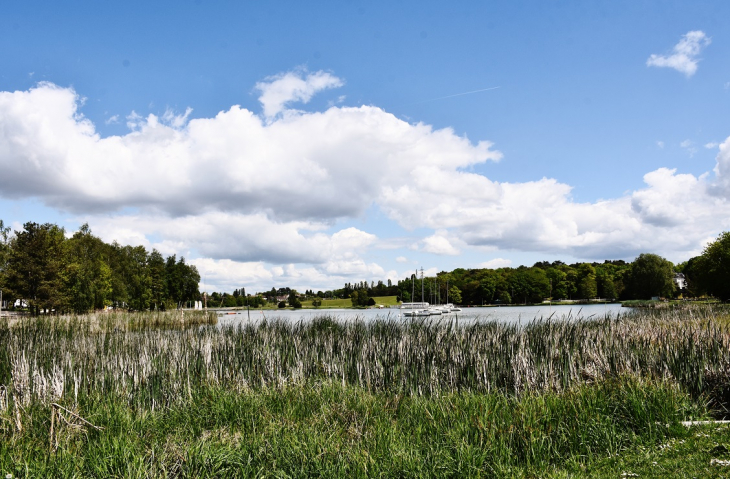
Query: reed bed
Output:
[[1, 306, 728, 412]]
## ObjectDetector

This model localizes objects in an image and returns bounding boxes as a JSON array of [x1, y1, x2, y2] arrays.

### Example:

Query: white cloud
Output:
[[647, 30, 711, 77], [0, 82, 497, 222], [680, 139, 697, 157], [421, 231, 460, 255], [705, 142, 719, 149], [3, 78, 730, 292], [85, 212, 375, 265], [656, 141, 664, 149], [85, 212, 388, 292], [255, 68, 344, 118], [478, 258, 512, 269], [395, 256, 408, 263], [711, 136, 730, 197], [105, 115, 119, 125]]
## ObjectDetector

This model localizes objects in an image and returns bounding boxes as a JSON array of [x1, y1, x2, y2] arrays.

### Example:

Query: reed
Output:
[[3, 306, 729, 476], [0, 306, 728, 410]]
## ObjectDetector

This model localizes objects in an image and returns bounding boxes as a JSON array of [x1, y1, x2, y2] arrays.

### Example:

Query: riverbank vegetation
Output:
[[2, 305, 730, 476]]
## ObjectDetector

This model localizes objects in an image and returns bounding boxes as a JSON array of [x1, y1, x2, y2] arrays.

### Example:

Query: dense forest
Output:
[[328, 255, 675, 306], [323, 232, 730, 306], [0, 221, 200, 315], [2, 220, 729, 314]]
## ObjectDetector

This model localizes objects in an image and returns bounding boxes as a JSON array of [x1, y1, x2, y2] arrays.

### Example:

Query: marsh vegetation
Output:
[[1, 306, 729, 476]]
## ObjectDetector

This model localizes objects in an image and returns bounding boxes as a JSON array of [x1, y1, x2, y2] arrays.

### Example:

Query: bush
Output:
[[278, 301, 286, 308]]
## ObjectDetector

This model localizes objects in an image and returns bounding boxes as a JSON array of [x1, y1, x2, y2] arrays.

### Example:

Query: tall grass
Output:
[[0, 378, 703, 477], [1, 306, 728, 410]]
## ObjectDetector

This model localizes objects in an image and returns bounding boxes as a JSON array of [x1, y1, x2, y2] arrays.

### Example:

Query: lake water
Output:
[[215, 303, 630, 326]]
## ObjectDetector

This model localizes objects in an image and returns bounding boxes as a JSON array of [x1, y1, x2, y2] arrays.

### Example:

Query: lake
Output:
[[215, 303, 630, 326]]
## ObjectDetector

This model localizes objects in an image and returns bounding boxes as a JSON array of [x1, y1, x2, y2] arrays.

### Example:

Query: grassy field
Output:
[[301, 295, 399, 308], [2, 306, 730, 477]]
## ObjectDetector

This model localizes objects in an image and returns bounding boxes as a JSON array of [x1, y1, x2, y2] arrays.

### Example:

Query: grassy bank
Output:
[[2, 306, 730, 476], [301, 295, 400, 309]]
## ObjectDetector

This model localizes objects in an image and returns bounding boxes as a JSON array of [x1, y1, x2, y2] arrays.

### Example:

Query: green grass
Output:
[[0, 378, 707, 478], [2, 306, 730, 476], [587, 422, 730, 477]]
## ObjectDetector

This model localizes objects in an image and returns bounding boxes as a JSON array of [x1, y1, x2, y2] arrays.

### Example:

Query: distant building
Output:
[[674, 273, 687, 291]]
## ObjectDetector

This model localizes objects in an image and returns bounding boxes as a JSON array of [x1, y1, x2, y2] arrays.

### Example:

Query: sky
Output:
[[1, 0, 730, 294]]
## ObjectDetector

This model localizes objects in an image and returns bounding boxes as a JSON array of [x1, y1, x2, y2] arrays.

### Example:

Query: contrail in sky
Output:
[[414, 86, 501, 104]]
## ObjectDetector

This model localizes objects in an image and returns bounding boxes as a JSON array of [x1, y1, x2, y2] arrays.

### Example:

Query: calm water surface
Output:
[[216, 303, 630, 326]]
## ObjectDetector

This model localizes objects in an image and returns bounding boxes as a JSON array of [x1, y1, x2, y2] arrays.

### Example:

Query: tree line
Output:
[[205, 233, 730, 308], [0, 221, 200, 315], [3, 219, 730, 314]]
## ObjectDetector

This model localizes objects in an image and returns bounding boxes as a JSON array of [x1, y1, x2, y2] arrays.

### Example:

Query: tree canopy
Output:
[[0, 222, 200, 314], [690, 232, 730, 301], [627, 253, 676, 299]]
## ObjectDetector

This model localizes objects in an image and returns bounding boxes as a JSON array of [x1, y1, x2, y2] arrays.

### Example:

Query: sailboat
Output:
[[443, 278, 461, 312], [403, 268, 430, 317], [428, 279, 443, 315]]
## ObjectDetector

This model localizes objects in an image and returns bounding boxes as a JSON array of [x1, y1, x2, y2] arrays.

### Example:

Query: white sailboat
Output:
[[444, 279, 461, 312], [403, 268, 430, 317]]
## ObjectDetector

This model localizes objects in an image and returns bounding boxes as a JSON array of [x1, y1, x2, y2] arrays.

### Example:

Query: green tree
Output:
[[627, 253, 676, 299], [350, 289, 370, 307], [288, 290, 302, 308], [0, 220, 11, 299], [576, 263, 597, 299], [64, 224, 113, 313], [693, 232, 730, 301], [5, 222, 67, 315], [546, 267, 568, 299], [148, 249, 166, 310], [448, 285, 462, 304], [124, 245, 152, 311], [511, 267, 550, 304]]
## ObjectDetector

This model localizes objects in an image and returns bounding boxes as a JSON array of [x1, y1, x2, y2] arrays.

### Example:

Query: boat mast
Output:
[[411, 271, 416, 311], [420, 267, 424, 305]]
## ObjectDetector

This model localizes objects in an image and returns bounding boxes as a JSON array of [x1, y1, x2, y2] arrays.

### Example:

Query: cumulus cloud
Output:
[[478, 258, 512, 269], [0, 82, 497, 221], [255, 69, 344, 118], [2, 77, 730, 292], [85, 212, 375, 265], [711, 136, 730, 198], [84, 212, 385, 291], [421, 231, 460, 255], [647, 30, 711, 77]]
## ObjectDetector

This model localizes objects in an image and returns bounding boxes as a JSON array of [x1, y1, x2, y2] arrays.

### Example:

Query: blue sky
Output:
[[2, 1, 730, 293]]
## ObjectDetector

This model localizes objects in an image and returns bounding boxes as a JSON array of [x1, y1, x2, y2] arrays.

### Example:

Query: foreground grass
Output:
[[589, 422, 730, 478], [0, 378, 709, 478], [2, 306, 730, 476]]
